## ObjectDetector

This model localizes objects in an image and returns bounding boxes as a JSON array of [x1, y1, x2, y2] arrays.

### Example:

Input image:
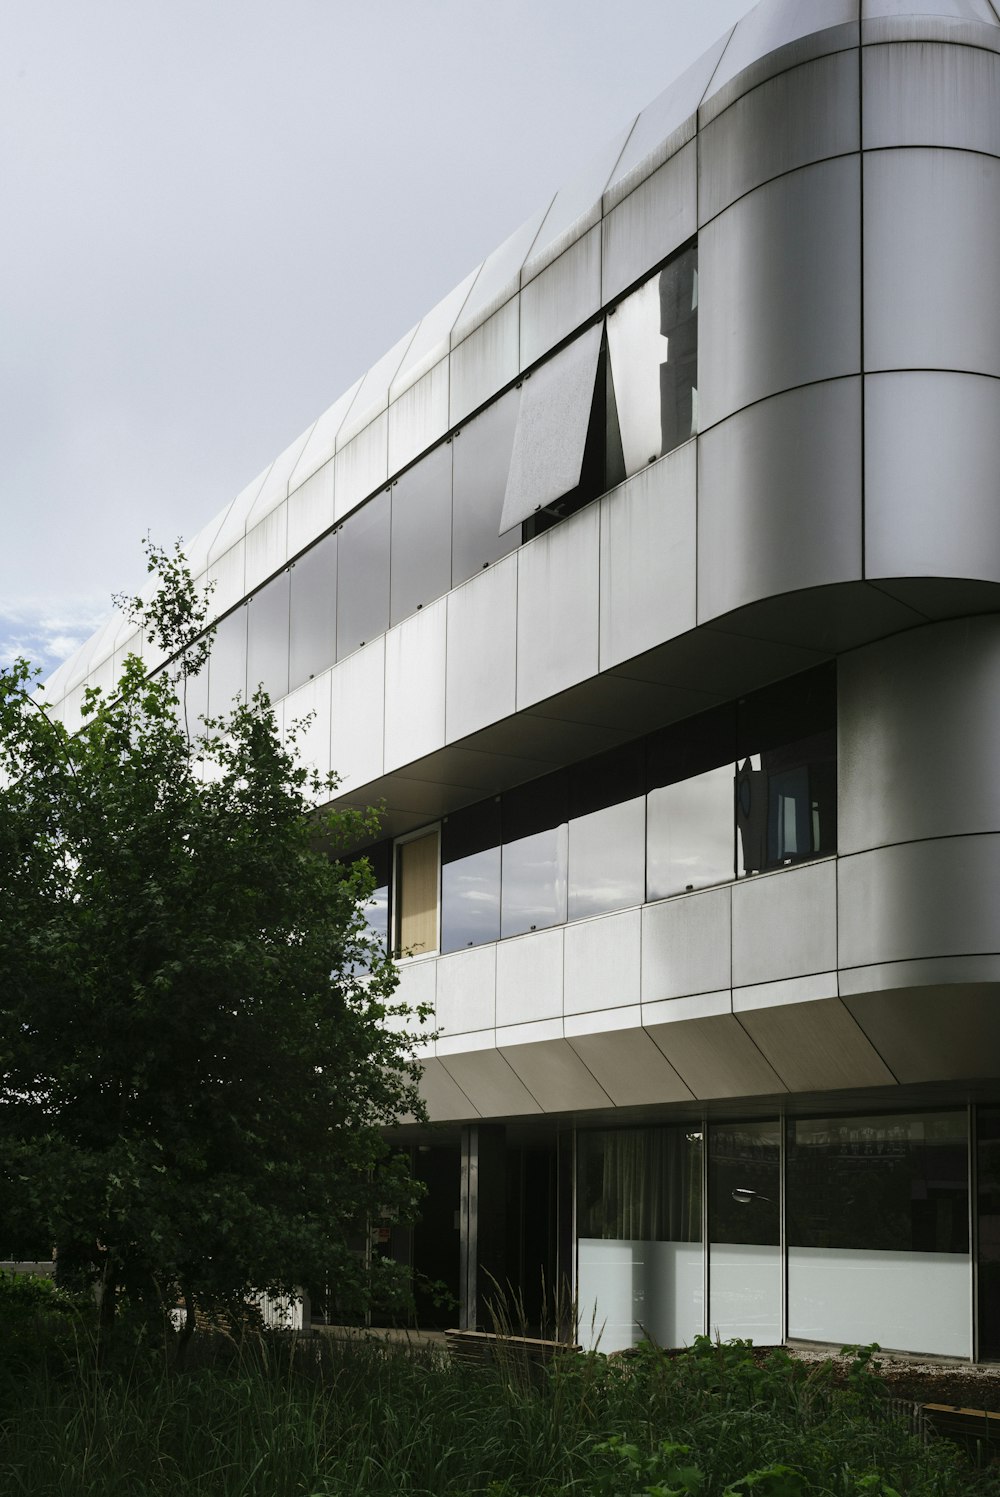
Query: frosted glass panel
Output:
[[577, 1240, 704, 1353], [788, 1248, 970, 1358], [709, 1244, 782, 1346]]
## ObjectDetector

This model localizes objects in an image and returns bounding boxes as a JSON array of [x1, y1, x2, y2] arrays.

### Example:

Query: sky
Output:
[[0, 0, 751, 675]]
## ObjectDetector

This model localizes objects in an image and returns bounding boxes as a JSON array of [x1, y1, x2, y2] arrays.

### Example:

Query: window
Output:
[[394, 828, 440, 958], [441, 800, 501, 952]]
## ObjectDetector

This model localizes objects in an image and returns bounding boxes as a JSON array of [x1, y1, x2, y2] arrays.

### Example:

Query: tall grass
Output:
[[1, 1322, 996, 1497]]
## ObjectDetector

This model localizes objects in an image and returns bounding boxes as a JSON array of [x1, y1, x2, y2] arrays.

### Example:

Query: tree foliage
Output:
[[0, 542, 427, 1331]]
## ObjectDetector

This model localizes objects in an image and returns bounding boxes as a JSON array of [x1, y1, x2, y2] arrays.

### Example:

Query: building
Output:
[[46, 0, 1000, 1360]]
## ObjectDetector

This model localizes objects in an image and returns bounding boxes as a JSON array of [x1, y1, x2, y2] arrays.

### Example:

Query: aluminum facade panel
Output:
[[699, 156, 861, 431], [435, 945, 497, 1038], [839, 619, 1000, 854], [390, 268, 478, 401], [495, 927, 563, 1028], [863, 41, 1000, 155], [452, 207, 547, 343], [567, 1026, 695, 1105], [641, 886, 732, 1003], [287, 378, 362, 494], [528, 121, 633, 270], [838, 835, 1000, 970], [515, 503, 600, 711], [333, 413, 388, 522], [498, 1039, 613, 1112], [608, 34, 732, 192], [705, 0, 860, 103], [737, 998, 897, 1091], [387, 359, 449, 476], [337, 327, 416, 448], [286, 460, 335, 559], [445, 554, 518, 743], [280, 673, 332, 793], [449, 299, 520, 428], [601, 143, 696, 305], [519, 226, 601, 372], [437, 1048, 542, 1117], [864, 149, 1000, 379], [646, 1013, 786, 1100], [844, 985, 1000, 1085], [383, 599, 447, 773], [244, 507, 287, 593], [697, 379, 863, 622], [732, 860, 838, 989], [599, 442, 696, 671], [699, 51, 859, 226], [417, 1058, 479, 1122], [866, 372, 1000, 588], [563, 909, 641, 1015], [329, 637, 384, 795]]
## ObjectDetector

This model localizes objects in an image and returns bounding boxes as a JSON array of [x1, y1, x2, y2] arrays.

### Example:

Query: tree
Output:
[[0, 542, 428, 1341]]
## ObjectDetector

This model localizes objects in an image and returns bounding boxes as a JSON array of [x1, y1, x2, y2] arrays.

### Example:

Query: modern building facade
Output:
[[46, 0, 1000, 1359]]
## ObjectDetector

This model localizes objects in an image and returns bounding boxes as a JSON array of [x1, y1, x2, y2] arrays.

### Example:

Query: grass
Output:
[[0, 1307, 996, 1497]]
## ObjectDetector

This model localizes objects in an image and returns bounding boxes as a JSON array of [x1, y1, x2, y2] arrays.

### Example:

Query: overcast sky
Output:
[[1, 0, 751, 674]]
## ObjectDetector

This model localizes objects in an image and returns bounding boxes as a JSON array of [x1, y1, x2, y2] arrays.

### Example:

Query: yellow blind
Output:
[[397, 832, 438, 955]]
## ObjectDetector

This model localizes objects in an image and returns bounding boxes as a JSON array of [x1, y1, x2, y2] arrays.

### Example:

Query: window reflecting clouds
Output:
[[647, 766, 734, 900]]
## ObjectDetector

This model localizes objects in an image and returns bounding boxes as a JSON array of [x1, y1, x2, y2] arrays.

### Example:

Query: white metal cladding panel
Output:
[[515, 504, 600, 711], [287, 460, 334, 559], [495, 926, 564, 1028], [383, 600, 447, 773], [863, 0, 998, 23], [698, 50, 859, 226], [245, 507, 287, 593], [519, 226, 602, 372], [387, 360, 450, 477], [698, 156, 861, 431], [445, 554, 518, 743], [279, 673, 332, 794], [337, 327, 415, 449], [865, 372, 1000, 587], [329, 637, 385, 794], [437, 1047, 542, 1116], [697, 378, 862, 622], [527, 121, 634, 270], [418, 1057, 480, 1122], [731, 860, 837, 989], [837, 834, 1000, 970], [390, 268, 479, 401], [206, 542, 247, 619], [287, 378, 362, 495], [641, 886, 732, 1004], [209, 471, 269, 565], [567, 1025, 695, 1106], [862, 40, 1000, 154], [333, 414, 388, 522], [435, 945, 496, 1038], [499, 1038, 612, 1111], [705, 0, 860, 103], [864, 149, 1000, 380], [842, 984, 1000, 1084], [645, 1012, 786, 1099], [598, 442, 696, 672], [607, 34, 731, 193], [737, 998, 897, 1093], [563, 909, 641, 1015], [838, 619, 1000, 855], [449, 300, 520, 428], [601, 143, 696, 306], [452, 207, 547, 345]]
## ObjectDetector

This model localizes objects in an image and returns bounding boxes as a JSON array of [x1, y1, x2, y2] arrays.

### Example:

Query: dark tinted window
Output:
[[336, 490, 390, 659], [390, 444, 453, 626], [289, 530, 337, 690]]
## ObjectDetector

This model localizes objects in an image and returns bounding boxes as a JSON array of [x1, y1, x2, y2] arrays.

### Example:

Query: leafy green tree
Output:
[[0, 542, 427, 1342]]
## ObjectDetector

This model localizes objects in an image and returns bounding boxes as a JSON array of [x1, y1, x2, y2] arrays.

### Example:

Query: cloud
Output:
[[0, 596, 110, 676]]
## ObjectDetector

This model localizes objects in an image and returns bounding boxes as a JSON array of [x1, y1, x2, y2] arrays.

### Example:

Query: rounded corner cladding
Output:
[[838, 618, 1000, 858], [698, 156, 862, 434], [696, 378, 863, 623]]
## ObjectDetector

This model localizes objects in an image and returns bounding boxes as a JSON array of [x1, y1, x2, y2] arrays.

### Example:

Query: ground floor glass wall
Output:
[[574, 1107, 975, 1358]]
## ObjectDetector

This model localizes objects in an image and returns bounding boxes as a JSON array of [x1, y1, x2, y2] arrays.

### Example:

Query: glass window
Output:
[[390, 444, 452, 627], [207, 605, 247, 716], [500, 772, 568, 938], [568, 798, 645, 921], [394, 829, 440, 958], [246, 570, 290, 703], [977, 1107, 1000, 1358], [708, 1121, 781, 1346], [357, 841, 390, 954], [606, 243, 698, 478], [787, 1112, 968, 1254], [289, 530, 337, 691], [647, 766, 734, 901], [441, 800, 501, 953], [451, 388, 520, 586], [336, 490, 390, 660]]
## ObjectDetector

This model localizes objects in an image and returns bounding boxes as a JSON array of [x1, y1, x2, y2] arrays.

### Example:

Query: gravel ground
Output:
[[787, 1345, 1000, 1413]]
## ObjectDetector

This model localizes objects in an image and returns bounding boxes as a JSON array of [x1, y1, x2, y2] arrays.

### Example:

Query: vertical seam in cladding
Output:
[[858, 28, 866, 581]]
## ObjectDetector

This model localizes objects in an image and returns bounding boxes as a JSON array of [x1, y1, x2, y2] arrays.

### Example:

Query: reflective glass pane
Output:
[[451, 388, 520, 585], [208, 605, 247, 715], [978, 1107, 1000, 1358], [289, 530, 337, 690], [577, 1126, 703, 1352], [390, 444, 453, 626], [647, 765, 734, 900], [500, 825, 568, 938], [246, 569, 289, 702], [336, 490, 390, 660], [736, 733, 837, 877], [709, 1121, 781, 1346], [568, 796, 645, 922], [441, 800, 502, 953], [606, 244, 698, 478]]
